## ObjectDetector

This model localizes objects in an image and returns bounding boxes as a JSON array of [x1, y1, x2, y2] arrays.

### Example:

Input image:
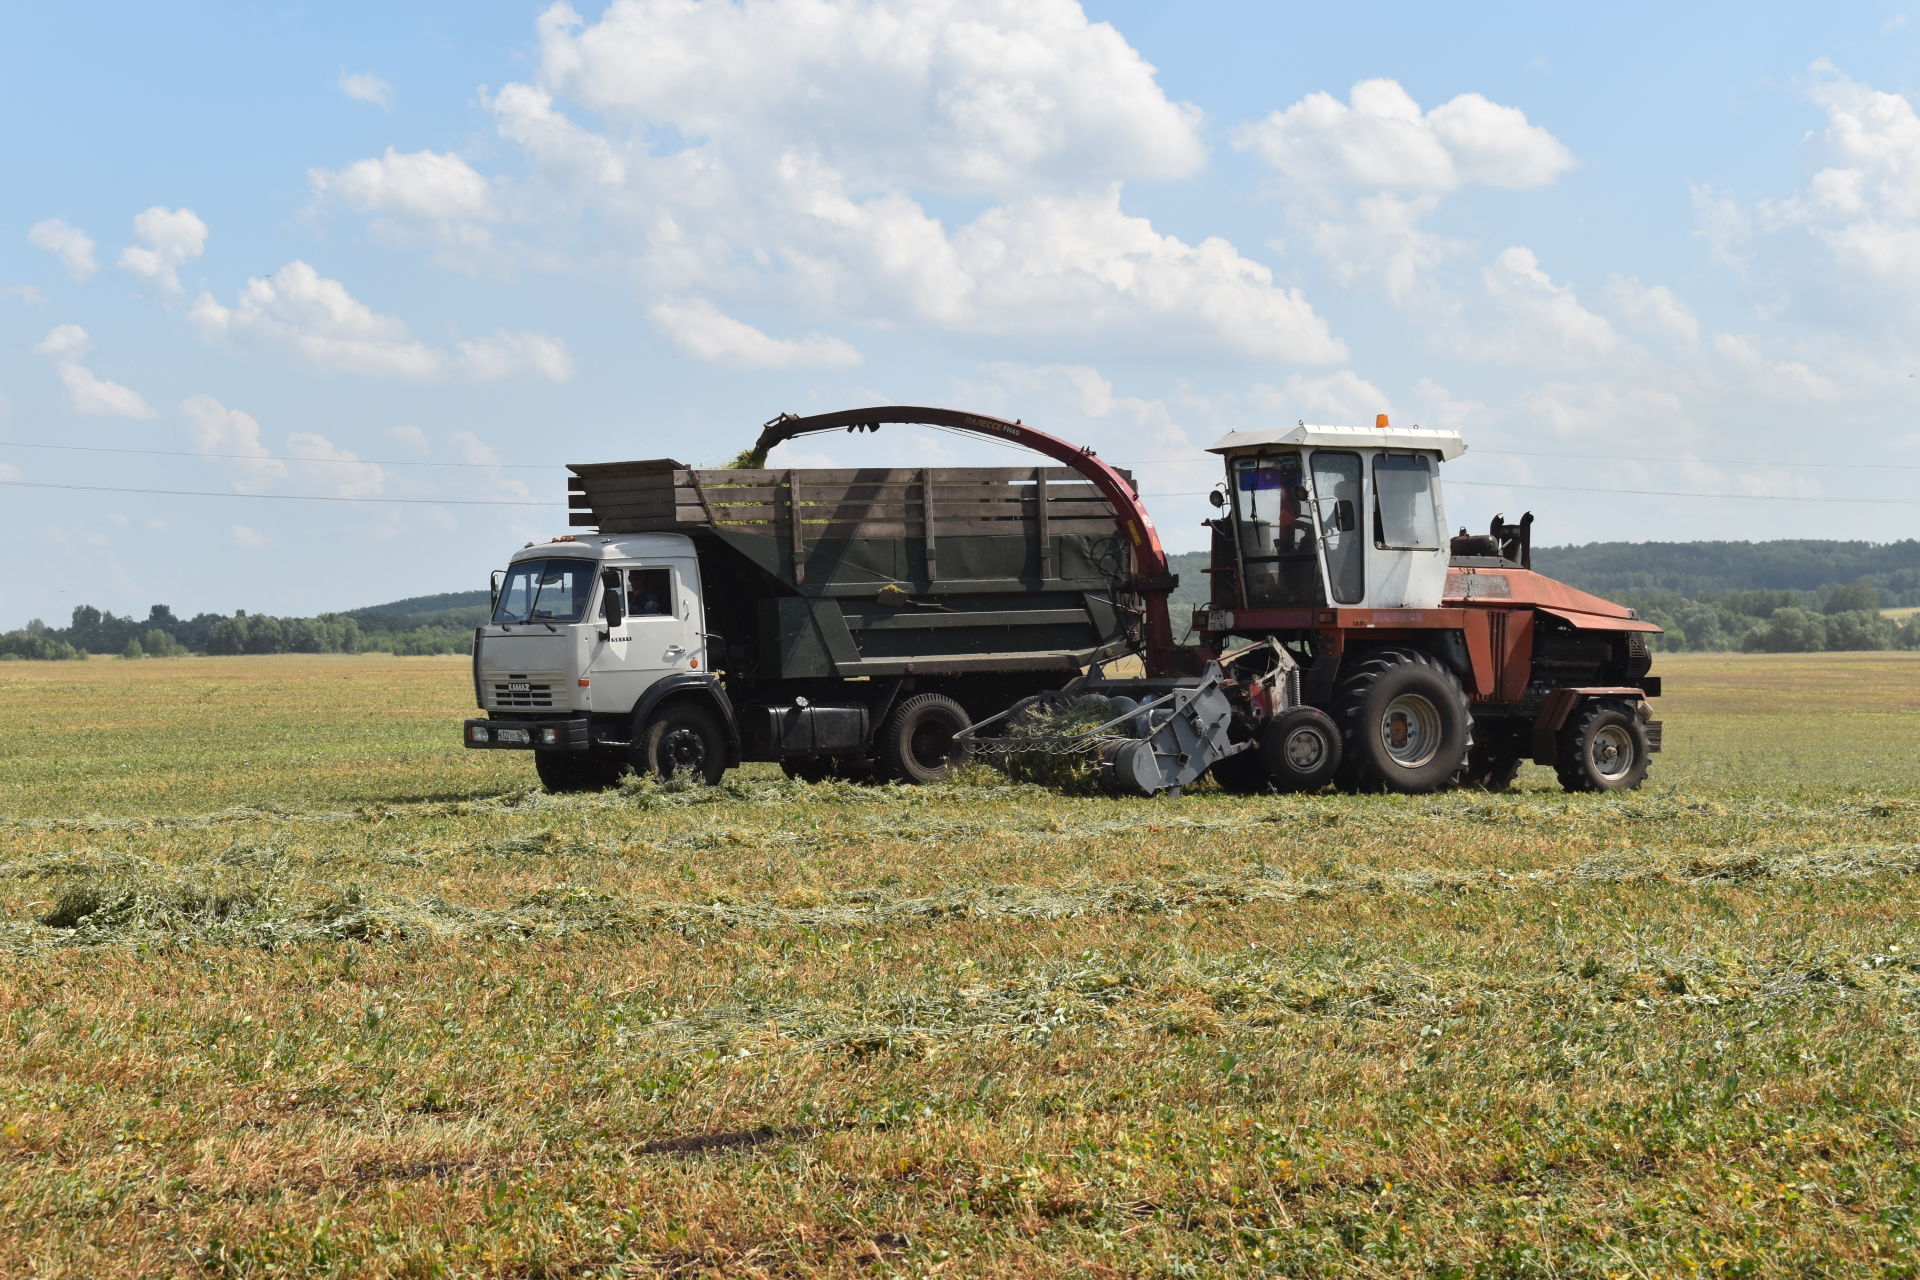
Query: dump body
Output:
[[566, 460, 1137, 681]]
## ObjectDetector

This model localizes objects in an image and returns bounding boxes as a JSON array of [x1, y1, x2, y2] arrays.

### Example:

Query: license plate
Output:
[[505, 682, 531, 692], [496, 726, 531, 744]]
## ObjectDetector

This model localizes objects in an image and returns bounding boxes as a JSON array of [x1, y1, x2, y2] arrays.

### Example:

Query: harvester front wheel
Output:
[[637, 702, 728, 785], [1331, 648, 1471, 794], [878, 693, 973, 785], [534, 748, 627, 793], [1260, 707, 1343, 793], [1554, 702, 1650, 792]]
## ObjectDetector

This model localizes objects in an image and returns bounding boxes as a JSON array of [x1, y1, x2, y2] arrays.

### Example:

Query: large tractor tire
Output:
[[1331, 648, 1472, 794], [635, 701, 728, 785], [1554, 701, 1651, 792], [1259, 707, 1344, 793], [534, 748, 628, 793], [877, 693, 973, 784]]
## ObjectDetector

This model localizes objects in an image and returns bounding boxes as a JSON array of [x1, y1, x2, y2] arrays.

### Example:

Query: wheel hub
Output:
[[661, 727, 707, 773], [1591, 724, 1634, 779], [1378, 694, 1441, 768], [1284, 726, 1326, 770]]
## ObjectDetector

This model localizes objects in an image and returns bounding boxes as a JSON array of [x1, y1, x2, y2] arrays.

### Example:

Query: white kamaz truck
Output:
[[463, 437, 1139, 790]]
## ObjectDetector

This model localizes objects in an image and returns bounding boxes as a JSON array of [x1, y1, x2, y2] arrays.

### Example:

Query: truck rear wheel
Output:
[[1260, 707, 1343, 793], [534, 748, 627, 793], [637, 701, 727, 785], [1554, 702, 1650, 792], [877, 693, 972, 785], [1331, 648, 1471, 794]]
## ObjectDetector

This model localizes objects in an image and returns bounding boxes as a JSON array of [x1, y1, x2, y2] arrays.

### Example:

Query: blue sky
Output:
[[5, 1, 1919, 629]]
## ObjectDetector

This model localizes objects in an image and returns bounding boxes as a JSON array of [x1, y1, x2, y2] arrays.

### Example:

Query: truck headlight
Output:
[[467, 724, 491, 744], [539, 727, 560, 745]]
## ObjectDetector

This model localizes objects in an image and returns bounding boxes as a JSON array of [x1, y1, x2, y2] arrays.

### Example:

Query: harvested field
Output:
[[1, 651, 1918, 1277]]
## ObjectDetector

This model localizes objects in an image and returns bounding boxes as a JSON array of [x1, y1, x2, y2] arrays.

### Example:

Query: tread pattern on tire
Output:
[[1553, 701, 1650, 793], [1329, 647, 1472, 794], [639, 700, 727, 785], [878, 692, 972, 785], [1463, 744, 1524, 792]]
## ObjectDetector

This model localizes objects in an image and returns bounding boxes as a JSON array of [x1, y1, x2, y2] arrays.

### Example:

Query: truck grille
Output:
[[491, 681, 553, 708]]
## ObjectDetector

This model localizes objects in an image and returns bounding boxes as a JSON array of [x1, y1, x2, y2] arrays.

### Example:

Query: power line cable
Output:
[[0, 478, 550, 507], [0, 438, 555, 470]]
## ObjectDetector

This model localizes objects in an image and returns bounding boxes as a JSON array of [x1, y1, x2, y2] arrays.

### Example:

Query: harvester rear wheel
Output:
[[1331, 648, 1471, 794], [1260, 707, 1343, 793], [534, 748, 627, 793], [637, 701, 727, 785], [878, 693, 973, 785], [1554, 702, 1650, 792]]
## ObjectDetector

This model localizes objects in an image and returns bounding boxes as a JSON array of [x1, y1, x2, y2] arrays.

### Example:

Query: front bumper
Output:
[[463, 714, 591, 751]]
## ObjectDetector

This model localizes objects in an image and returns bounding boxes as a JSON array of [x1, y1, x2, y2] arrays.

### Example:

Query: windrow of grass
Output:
[[1, 652, 1918, 1277]]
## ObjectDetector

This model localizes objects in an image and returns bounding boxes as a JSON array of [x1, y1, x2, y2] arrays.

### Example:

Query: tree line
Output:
[[0, 601, 482, 662]]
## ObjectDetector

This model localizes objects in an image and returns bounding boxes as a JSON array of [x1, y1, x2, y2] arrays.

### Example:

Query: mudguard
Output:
[[631, 674, 743, 767]]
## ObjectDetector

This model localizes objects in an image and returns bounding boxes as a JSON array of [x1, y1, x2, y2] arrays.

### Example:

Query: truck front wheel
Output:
[[877, 693, 972, 784], [1331, 648, 1471, 794], [637, 701, 728, 785]]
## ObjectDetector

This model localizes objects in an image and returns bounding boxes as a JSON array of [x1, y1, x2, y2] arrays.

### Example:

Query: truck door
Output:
[[587, 559, 705, 711]]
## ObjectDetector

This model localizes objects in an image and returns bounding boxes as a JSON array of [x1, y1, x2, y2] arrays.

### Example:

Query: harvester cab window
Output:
[[1308, 451, 1365, 604], [1231, 453, 1320, 606], [492, 558, 597, 625], [1373, 454, 1441, 551], [625, 567, 672, 618]]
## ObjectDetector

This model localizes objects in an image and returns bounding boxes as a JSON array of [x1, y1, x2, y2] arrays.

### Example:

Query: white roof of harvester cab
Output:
[[1208, 422, 1466, 461]]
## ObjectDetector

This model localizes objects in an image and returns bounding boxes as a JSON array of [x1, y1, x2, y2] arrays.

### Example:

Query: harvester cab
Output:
[[1206, 416, 1465, 615]]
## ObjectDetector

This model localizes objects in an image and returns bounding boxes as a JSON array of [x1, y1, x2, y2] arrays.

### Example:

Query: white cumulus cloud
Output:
[[1234, 79, 1574, 194], [230, 523, 271, 549], [33, 324, 157, 418], [1605, 275, 1700, 345], [532, 0, 1206, 194], [649, 297, 863, 369], [338, 69, 392, 109], [28, 218, 98, 280], [117, 206, 208, 293], [190, 261, 572, 381], [180, 394, 288, 492], [309, 148, 495, 221]]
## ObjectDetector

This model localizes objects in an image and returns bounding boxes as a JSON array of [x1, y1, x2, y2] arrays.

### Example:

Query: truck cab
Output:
[[465, 534, 728, 787]]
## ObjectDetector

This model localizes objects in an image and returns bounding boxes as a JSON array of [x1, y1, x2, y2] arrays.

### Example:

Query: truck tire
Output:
[[637, 701, 728, 785], [1554, 702, 1650, 792], [1260, 707, 1343, 793], [534, 748, 627, 793], [876, 693, 972, 785], [1331, 648, 1471, 794], [1463, 743, 1524, 792]]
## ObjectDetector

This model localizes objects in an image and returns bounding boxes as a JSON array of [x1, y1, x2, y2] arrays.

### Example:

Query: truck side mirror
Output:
[[489, 570, 503, 613], [600, 568, 624, 627], [1333, 499, 1357, 533]]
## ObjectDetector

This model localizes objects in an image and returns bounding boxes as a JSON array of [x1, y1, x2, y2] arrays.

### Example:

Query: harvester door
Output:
[[1308, 451, 1365, 604], [1364, 453, 1449, 609], [586, 560, 704, 711]]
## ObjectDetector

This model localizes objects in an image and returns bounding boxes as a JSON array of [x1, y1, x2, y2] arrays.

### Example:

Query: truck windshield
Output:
[[492, 558, 597, 624]]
